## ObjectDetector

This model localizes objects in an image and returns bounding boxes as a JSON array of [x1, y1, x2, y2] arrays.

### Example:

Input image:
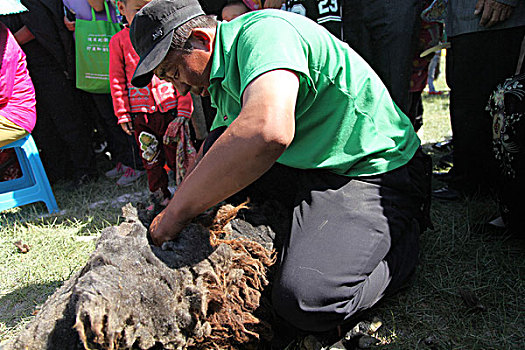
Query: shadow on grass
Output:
[[355, 139, 525, 348], [0, 281, 63, 328]]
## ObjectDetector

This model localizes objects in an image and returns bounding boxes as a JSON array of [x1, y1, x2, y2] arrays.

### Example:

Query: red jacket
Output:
[[109, 26, 192, 124]]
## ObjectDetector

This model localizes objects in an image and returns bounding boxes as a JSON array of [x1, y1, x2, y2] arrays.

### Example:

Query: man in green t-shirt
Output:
[[130, 0, 431, 334]]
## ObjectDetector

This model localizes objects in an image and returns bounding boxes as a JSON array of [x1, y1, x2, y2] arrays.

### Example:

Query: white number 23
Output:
[[318, 0, 338, 14]]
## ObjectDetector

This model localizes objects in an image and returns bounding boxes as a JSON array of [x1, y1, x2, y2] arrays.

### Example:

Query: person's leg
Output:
[[343, 0, 422, 114], [76, 89, 107, 154], [447, 27, 525, 193], [499, 177, 525, 235], [240, 150, 428, 332], [427, 53, 439, 93], [91, 93, 143, 170], [407, 91, 424, 132], [29, 65, 97, 181], [200, 129, 430, 331], [30, 107, 70, 182], [0, 116, 29, 147], [150, 110, 178, 198], [161, 113, 186, 187], [133, 112, 171, 199]]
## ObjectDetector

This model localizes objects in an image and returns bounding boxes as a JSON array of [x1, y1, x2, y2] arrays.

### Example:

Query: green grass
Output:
[[418, 92, 451, 144], [0, 220, 95, 340], [1, 58, 524, 348], [0, 172, 149, 342]]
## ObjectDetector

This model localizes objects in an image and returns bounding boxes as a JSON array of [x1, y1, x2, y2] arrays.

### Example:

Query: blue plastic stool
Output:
[[0, 134, 59, 214]]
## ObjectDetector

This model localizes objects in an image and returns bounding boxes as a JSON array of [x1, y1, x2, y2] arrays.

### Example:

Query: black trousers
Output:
[[446, 26, 525, 193], [342, 0, 422, 115], [28, 59, 96, 181], [204, 129, 431, 331], [90, 93, 143, 170]]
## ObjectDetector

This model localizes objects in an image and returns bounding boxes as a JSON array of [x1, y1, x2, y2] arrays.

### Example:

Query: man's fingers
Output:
[[152, 235, 161, 246], [148, 210, 184, 246], [474, 0, 485, 15], [502, 6, 513, 21], [486, 6, 501, 27], [149, 215, 163, 246], [478, 0, 513, 27], [499, 7, 507, 22], [479, 3, 493, 26]]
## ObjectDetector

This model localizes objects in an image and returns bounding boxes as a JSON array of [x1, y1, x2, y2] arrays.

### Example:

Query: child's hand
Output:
[[63, 15, 75, 31], [264, 0, 285, 9], [120, 122, 134, 135]]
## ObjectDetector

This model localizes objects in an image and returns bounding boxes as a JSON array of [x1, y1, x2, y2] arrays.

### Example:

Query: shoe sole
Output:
[[117, 181, 138, 187], [116, 174, 145, 187], [105, 173, 124, 179]]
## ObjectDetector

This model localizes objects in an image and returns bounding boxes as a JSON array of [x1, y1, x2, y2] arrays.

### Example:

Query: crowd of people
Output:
[[1, 0, 524, 345]]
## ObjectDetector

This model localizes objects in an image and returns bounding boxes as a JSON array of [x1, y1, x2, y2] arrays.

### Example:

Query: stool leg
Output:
[[22, 136, 59, 214], [14, 146, 34, 186], [0, 147, 32, 192]]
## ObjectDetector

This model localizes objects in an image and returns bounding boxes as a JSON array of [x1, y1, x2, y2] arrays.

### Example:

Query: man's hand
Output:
[[475, 0, 514, 27], [263, 0, 286, 9], [120, 121, 134, 135], [149, 210, 189, 246]]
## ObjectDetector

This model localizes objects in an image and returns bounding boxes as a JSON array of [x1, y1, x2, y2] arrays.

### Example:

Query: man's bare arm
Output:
[[149, 69, 299, 245]]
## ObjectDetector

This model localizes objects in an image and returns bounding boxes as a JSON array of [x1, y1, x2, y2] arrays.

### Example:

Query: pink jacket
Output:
[[0, 23, 36, 133], [109, 26, 193, 124]]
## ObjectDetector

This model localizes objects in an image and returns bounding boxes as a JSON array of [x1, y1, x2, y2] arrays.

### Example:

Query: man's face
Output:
[[154, 47, 212, 97]]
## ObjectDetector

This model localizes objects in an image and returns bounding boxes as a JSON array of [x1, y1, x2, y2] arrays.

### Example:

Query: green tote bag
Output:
[[75, 1, 121, 94]]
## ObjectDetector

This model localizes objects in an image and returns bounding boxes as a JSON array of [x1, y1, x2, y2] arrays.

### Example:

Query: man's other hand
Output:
[[475, 0, 514, 27]]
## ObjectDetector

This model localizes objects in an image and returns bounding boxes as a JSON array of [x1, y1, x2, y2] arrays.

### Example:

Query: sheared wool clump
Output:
[[5, 203, 277, 350]]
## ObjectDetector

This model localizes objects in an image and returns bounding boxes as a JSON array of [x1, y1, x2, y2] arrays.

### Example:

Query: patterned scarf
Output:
[[163, 116, 197, 185]]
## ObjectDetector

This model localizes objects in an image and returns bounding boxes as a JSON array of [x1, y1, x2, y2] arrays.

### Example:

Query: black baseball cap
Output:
[[130, 0, 205, 87]]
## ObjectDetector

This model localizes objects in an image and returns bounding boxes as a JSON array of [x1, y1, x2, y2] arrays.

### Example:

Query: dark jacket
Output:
[[446, 0, 525, 37], [0, 0, 75, 79]]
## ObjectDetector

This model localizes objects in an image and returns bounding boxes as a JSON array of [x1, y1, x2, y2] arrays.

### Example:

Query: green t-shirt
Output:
[[209, 10, 420, 177]]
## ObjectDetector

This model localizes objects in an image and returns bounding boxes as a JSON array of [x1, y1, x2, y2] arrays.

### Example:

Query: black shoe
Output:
[[433, 171, 453, 182], [432, 139, 453, 152], [438, 152, 454, 167], [432, 186, 461, 200]]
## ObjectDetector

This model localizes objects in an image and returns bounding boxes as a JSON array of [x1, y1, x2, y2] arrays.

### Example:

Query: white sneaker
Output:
[[104, 162, 129, 178], [116, 167, 145, 186]]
